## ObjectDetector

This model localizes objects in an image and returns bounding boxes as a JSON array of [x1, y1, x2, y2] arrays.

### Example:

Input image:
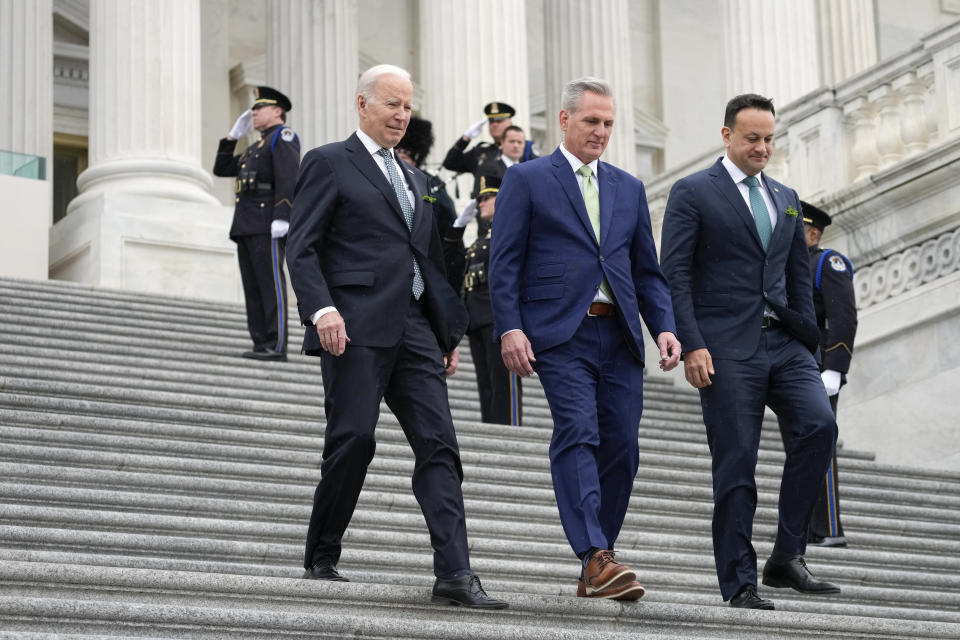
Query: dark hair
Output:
[[501, 125, 525, 140], [724, 94, 775, 128], [280, 110, 287, 123]]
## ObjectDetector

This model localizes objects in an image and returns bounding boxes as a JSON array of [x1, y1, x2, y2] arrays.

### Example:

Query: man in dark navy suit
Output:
[[489, 77, 681, 601], [286, 64, 506, 609], [660, 94, 840, 610]]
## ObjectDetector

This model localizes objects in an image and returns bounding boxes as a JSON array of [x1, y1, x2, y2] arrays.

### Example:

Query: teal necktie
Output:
[[742, 175, 771, 251], [577, 165, 613, 300]]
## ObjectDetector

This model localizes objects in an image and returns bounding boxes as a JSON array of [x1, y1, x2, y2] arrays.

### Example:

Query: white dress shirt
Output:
[[310, 129, 416, 324]]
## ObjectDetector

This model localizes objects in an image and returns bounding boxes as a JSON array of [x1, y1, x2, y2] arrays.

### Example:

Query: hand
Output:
[[443, 348, 460, 377], [683, 348, 714, 389], [463, 118, 486, 140], [315, 311, 350, 356], [501, 330, 536, 377], [228, 109, 253, 140], [656, 332, 682, 372], [821, 369, 841, 396], [453, 199, 478, 228], [271, 219, 289, 239]]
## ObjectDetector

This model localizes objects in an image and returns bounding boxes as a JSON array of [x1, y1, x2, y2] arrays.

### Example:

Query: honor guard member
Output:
[[446, 175, 522, 426], [395, 116, 464, 293], [213, 86, 300, 361], [778, 201, 858, 547], [443, 101, 517, 200]]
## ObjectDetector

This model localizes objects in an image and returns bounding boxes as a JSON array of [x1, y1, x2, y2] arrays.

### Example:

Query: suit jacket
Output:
[[660, 158, 820, 360], [286, 132, 468, 355], [488, 147, 676, 362]]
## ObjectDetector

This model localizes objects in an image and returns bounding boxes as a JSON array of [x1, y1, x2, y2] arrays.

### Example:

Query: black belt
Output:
[[761, 316, 782, 329]]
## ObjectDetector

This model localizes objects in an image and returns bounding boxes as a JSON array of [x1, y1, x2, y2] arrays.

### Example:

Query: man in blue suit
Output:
[[286, 64, 505, 609], [660, 94, 840, 609], [489, 77, 681, 601]]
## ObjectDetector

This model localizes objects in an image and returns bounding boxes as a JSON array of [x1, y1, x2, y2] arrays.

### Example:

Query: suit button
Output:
[[599, 256, 605, 261], [259, 203, 265, 208], [763, 290, 767, 296]]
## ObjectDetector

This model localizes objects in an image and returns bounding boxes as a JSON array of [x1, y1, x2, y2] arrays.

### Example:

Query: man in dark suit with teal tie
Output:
[[660, 94, 841, 609], [286, 64, 505, 609]]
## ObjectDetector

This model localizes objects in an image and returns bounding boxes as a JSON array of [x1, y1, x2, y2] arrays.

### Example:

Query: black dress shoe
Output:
[[431, 573, 508, 609], [302, 563, 349, 581], [242, 350, 287, 361], [762, 556, 840, 594], [729, 585, 775, 609]]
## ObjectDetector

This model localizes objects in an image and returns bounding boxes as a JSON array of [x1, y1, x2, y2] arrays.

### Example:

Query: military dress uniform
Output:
[[446, 176, 522, 426], [442, 101, 515, 200], [803, 202, 858, 544], [213, 88, 300, 359]]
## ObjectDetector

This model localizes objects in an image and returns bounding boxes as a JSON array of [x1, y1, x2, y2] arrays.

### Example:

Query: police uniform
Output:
[[804, 202, 858, 544], [213, 86, 300, 360], [448, 175, 522, 425], [442, 102, 515, 200]]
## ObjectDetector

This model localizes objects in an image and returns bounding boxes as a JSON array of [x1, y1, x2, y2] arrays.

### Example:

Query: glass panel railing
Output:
[[0, 149, 46, 180]]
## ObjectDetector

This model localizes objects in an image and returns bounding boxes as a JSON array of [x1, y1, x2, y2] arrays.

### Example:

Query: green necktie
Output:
[[578, 165, 613, 301], [742, 175, 771, 251]]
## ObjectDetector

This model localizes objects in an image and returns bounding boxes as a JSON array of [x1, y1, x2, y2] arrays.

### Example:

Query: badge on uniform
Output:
[[829, 254, 847, 272], [281, 128, 295, 142]]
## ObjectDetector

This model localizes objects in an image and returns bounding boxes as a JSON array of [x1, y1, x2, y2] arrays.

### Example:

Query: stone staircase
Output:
[[0, 276, 958, 638]]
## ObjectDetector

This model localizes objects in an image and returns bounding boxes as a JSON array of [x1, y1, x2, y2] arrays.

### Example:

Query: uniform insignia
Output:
[[257, 139, 264, 148], [829, 255, 847, 272], [281, 128, 295, 142]]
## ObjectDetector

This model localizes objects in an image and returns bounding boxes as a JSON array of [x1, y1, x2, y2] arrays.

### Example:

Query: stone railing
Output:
[[646, 19, 960, 209], [855, 225, 960, 309]]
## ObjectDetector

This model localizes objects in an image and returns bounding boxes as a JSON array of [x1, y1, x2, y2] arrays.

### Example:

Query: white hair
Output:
[[357, 64, 412, 101], [561, 77, 614, 113]]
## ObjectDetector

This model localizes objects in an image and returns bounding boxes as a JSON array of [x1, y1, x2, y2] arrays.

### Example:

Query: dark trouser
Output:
[[699, 328, 837, 601], [235, 234, 288, 353], [467, 324, 522, 426], [303, 299, 470, 578], [534, 315, 644, 557], [789, 394, 844, 539]]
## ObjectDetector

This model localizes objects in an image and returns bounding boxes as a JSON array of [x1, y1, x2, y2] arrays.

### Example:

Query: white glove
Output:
[[271, 219, 289, 239], [229, 109, 253, 139], [453, 199, 478, 228], [821, 369, 841, 396], [463, 118, 486, 140]]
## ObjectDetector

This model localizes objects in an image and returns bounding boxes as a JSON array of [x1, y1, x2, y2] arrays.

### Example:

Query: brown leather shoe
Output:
[[577, 578, 646, 600], [581, 550, 636, 596]]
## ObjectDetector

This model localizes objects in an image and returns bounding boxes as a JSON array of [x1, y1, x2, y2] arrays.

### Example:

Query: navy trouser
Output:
[[534, 315, 645, 557], [699, 327, 837, 600], [304, 299, 470, 578], [236, 234, 288, 353]]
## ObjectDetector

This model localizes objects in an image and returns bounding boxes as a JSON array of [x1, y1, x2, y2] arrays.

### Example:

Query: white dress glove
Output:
[[229, 109, 253, 139], [271, 219, 289, 239], [453, 199, 478, 228], [821, 369, 842, 396], [463, 118, 487, 140]]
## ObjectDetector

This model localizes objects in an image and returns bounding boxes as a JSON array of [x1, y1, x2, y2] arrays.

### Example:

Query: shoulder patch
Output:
[[280, 128, 295, 142], [829, 254, 847, 272]]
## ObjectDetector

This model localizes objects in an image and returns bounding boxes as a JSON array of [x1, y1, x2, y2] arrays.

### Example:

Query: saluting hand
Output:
[[683, 348, 714, 389], [501, 330, 536, 377], [316, 311, 350, 356]]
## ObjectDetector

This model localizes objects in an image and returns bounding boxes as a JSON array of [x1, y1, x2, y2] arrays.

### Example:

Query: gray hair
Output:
[[356, 64, 412, 100], [561, 77, 614, 113]]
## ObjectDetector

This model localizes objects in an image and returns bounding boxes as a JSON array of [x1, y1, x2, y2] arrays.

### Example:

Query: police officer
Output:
[[443, 102, 519, 200], [213, 87, 300, 361], [779, 201, 858, 546], [445, 175, 521, 426]]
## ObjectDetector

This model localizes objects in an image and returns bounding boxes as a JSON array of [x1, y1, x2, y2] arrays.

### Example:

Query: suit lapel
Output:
[[551, 148, 597, 245], [765, 174, 791, 252], [399, 156, 427, 243], [344, 133, 406, 225], [708, 160, 763, 251], [598, 162, 618, 249]]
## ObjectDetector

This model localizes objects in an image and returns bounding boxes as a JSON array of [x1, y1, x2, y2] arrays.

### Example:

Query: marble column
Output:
[[543, 0, 635, 174], [419, 0, 531, 172], [817, 0, 878, 86], [0, 0, 53, 166], [722, 0, 820, 106], [267, 0, 358, 151], [69, 0, 218, 210]]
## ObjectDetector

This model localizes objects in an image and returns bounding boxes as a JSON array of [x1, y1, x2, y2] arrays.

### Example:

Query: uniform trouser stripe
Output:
[[824, 459, 838, 536], [271, 238, 286, 352], [509, 372, 519, 426]]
